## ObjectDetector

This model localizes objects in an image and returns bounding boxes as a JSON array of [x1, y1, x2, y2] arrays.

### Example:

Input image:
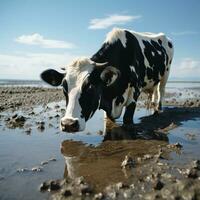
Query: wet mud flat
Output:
[[0, 86, 200, 200]]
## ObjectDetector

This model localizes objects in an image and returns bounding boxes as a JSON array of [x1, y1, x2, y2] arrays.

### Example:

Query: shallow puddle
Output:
[[0, 100, 200, 199]]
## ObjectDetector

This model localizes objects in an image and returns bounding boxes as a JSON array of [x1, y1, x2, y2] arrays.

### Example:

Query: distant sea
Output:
[[0, 79, 46, 87], [0, 79, 200, 89]]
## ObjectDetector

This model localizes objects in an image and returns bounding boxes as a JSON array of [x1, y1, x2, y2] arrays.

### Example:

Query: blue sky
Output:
[[0, 0, 200, 80]]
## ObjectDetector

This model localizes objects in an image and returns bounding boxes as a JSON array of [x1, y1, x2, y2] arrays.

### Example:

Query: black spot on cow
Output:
[[142, 39, 168, 80], [158, 39, 162, 45], [116, 96, 124, 106], [142, 82, 147, 87], [166, 68, 169, 71], [169, 59, 172, 64], [79, 77, 101, 121], [40, 69, 64, 86], [168, 41, 173, 48], [62, 79, 68, 106]]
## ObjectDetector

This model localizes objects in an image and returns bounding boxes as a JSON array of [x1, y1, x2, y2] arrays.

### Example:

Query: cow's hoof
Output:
[[122, 123, 135, 131], [153, 110, 163, 116]]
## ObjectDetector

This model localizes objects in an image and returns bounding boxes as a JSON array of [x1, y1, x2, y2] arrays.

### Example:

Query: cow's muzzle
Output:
[[60, 118, 79, 132]]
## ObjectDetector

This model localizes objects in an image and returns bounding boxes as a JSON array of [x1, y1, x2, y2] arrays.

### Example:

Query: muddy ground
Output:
[[1, 86, 200, 112], [0, 86, 200, 200]]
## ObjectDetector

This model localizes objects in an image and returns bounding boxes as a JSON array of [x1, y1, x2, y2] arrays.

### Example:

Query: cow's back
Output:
[[129, 30, 174, 92]]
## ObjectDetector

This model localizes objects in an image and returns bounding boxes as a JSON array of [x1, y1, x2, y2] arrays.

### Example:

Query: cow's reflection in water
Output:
[[61, 118, 168, 191]]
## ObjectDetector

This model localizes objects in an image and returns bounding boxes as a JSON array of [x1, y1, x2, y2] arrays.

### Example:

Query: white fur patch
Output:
[[105, 28, 127, 48], [65, 57, 94, 89], [111, 86, 130, 118], [130, 65, 136, 73], [131, 30, 165, 68]]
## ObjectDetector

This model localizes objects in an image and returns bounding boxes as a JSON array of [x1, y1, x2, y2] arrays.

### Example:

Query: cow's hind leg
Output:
[[152, 83, 161, 114], [157, 68, 171, 113], [158, 80, 167, 112]]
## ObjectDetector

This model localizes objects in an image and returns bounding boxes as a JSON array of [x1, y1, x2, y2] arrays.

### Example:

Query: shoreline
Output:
[[1, 86, 200, 113]]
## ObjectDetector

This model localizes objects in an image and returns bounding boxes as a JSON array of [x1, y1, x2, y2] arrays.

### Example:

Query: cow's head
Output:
[[41, 57, 120, 132]]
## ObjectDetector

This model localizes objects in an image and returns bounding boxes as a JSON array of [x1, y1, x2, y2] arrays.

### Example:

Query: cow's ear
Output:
[[100, 66, 121, 86], [40, 69, 65, 86]]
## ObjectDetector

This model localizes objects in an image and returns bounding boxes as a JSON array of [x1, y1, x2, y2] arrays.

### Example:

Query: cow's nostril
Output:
[[61, 118, 79, 132], [71, 120, 78, 128]]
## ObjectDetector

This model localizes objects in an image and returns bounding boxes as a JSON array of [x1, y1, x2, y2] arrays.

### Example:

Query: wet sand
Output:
[[0, 86, 200, 200], [1, 86, 200, 112]]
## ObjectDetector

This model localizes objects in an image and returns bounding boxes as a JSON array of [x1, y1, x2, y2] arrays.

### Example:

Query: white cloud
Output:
[[89, 14, 141, 30], [170, 58, 200, 79], [171, 31, 198, 36], [0, 52, 78, 79], [15, 33, 75, 49]]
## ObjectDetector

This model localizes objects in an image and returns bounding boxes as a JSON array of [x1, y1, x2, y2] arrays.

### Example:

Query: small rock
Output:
[[187, 168, 198, 179], [97, 130, 103, 135], [40, 182, 49, 191], [174, 142, 183, 148], [192, 160, 200, 170], [121, 155, 134, 169], [49, 180, 61, 191], [17, 168, 29, 172], [28, 111, 35, 115], [49, 157, 56, 162], [54, 104, 60, 109], [32, 166, 43, 172], [116, 182, 123, 190], [155, 148, 164, 159], [76, 176, 85, 185], [25, 128, 31, 134], [62, 189, 72, 197], [41, 161, 48, 165], [116, 182, 128, 190], [14, 115, 26, 123], [143, 154, 153, 160], [5, 117, 10, 122], [60, 108, 65, 114], [12, 114, 18, 119], [94, 192, 104, 200], [167, 142, 183, 149], [36, 121, 45, 125], [107, 190, 117, 199], [80, 183, 93, 195], [123, 189, 134, 199], [153, 179, 164, 190], [37, 124, 45, 131]]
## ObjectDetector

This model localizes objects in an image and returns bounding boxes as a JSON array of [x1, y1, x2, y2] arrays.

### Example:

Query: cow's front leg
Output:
[[123, 102, 136, 130]]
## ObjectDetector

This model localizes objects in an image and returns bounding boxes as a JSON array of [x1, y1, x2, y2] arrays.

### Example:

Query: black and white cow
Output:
[[41, 28, 174, 132]]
